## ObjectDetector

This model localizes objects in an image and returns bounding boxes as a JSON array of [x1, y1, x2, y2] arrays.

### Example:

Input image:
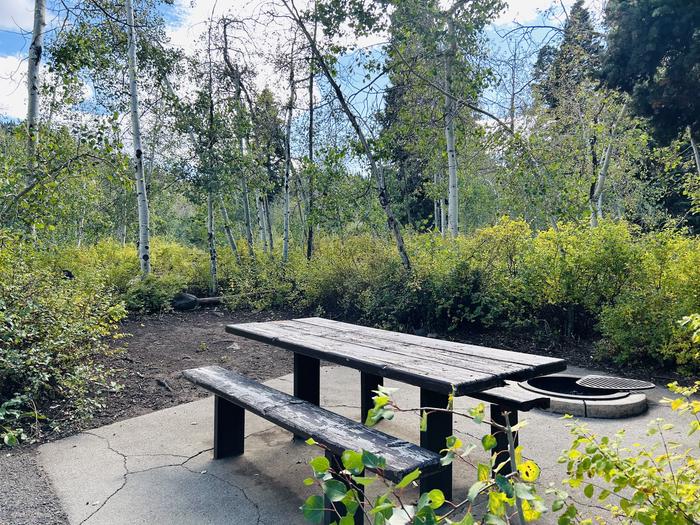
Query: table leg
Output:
[[419, 388, 452, 501], [360, 372, 383, 424], [294, 353, 320, 440]]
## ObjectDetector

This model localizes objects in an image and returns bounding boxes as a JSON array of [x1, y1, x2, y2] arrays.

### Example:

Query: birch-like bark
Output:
[[306, 5, 317, 261], [125, 0, 151, 275], [590, 103, 626, 227], [26, 0, 46, 186], [283, 39, 296, 262], [207, 191, 218, 295], [256, 195, 268, 253], [218, 195, 242, 264], [263, 194, 274, 250], [240, 166, 255, 254], [283, 0, 411, 271], [689, 127, 700, 178], [444, 17, 458, 237]]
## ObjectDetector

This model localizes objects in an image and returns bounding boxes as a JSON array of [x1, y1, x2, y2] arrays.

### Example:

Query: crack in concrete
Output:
[[180, 462, 262, 525], [78, 432, 214, 524], [79, 432, 128, 525]]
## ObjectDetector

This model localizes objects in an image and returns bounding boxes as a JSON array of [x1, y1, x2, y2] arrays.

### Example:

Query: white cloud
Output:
[[496, 0, 559, 24], [0, 0, 34, 31], [495, 0, 602, 25], [0, 54, 27, 119]]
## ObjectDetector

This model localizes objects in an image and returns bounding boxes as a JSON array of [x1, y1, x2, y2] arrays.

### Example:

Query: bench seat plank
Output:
[[183, 365, 441, 482], [470, 382, 550, 411]]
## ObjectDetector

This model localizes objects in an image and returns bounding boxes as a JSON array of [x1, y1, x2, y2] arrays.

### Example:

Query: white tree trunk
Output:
[[689, 127, 700, 178], [218, 195, 241, 264], [125, 0, 151, 275], [207, 191, 218, 295], [26, 0, 45, 185], [444, 18, 458, 237], [590, 103, 626, 227], [240, 171, 255, 254], [283, 43, 296, 262], [263, 195, 274, 250], [256, 194, 268, 253]]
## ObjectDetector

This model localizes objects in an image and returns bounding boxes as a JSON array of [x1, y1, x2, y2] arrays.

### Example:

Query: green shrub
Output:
[[0, 235, 126, 444], [43, 237, 211, 312], [224, 247, 302, 311], [554, 381, 700, 524], [124, 274, 186, 313], [598, 231, 700, 365]]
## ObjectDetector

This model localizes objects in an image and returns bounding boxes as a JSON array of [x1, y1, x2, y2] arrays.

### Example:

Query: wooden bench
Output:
[[469, 382, 550, 475], [183, 366, 441, 524]]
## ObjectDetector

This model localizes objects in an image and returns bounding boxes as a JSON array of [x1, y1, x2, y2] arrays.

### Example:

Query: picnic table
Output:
[[225, 317, 567, 499]]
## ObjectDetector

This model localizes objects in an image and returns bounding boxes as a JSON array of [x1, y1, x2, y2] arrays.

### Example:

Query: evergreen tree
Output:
[[601, 0, 700, 142]]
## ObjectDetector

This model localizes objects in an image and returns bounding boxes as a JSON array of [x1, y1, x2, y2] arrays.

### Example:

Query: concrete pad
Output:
[[39, 365, 695, 525]]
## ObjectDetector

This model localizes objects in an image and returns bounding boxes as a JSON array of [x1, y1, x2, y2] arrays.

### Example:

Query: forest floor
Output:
[[0, 309, 677, 525]]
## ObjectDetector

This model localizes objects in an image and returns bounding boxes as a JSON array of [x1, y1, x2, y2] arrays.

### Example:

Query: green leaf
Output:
[[427, 489, 445, 509], [583, 484, 594, 498], [341, 450, 364, 473], [440, 450, 455, 466], [350, 475, 376, 486], [453, 514, 475, 525], [339, 516, 355, 525], [513, 482, 536, 500], [305, 438, 317, 446], [482, 434, 497, 451], [361, 450, 386, 470], [301, 495, 325, 523], [395, 468, 421, 489], [420, 410, 428, 432], [494, 475, 514, 498], [303, 477, 315, 486], [310, 456, 330, 474], [468, 481, 488, 502], [323, 479, 348, 502]]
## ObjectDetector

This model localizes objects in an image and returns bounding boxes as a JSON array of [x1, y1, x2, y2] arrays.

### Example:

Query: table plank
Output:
[[297, 317, 562, 374], [275, 319, 546, 377], [226, 318, 566, 395]]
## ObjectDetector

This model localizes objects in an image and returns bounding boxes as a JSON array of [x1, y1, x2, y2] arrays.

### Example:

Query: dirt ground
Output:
[[0, 309, 677, 525]]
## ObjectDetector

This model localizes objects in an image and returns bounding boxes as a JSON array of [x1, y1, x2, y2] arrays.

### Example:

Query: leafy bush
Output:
[[44, 237, 210, 312], [302, 386, 547, 524], [598, 232, 700, 365], [553, 381, 700, 524], [0, 234, 126, 445], [219, 219, 700, 375]]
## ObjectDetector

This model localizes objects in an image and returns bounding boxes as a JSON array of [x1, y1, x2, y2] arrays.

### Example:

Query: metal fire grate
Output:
[[576, 375, 655, 391]]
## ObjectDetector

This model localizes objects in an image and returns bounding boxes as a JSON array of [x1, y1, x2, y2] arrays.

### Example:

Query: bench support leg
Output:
[[324, 451, 364, 525], [294, 353, 320, 440], [214, 396, 244, 459], [490, 405, 518, 477], [360, 372, 383, 424], [294, 353, 320, 404], [419, 388, 452, 502]]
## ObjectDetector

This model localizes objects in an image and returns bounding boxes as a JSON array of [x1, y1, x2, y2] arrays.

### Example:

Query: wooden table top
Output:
[[225, 317, 567, 395]]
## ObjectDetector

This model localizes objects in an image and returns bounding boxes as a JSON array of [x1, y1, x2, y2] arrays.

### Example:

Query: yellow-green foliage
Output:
[[0, 232, 126, 445], [555, 381, 700, 524], [220, 219, 700, 374], [42, 238, 210, 312]]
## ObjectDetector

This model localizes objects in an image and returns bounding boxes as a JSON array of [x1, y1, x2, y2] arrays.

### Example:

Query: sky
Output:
[[0, 0, 598, 120]]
